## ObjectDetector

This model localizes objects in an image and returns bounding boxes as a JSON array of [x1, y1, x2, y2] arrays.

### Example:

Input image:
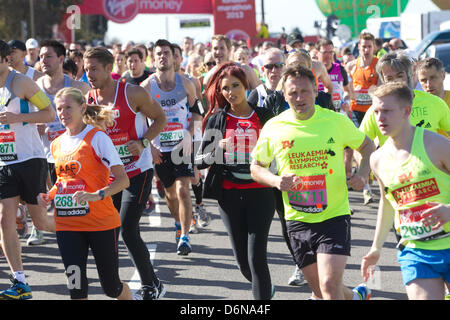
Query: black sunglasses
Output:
[[264, 62, 284, 70], [206, 61, 216, 67]]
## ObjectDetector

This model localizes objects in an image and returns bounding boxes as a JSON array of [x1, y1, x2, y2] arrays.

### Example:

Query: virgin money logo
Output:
[[104, 0, 139, 23]]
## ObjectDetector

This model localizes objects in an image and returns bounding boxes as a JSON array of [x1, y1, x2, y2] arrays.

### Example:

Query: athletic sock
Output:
[[13, 271, 27, 284]]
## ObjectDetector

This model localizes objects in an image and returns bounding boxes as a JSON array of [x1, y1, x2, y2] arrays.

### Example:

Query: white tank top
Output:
[[38, 74, 72, 163], [148, 73, 191, 152], [0, 70, 45, 165]]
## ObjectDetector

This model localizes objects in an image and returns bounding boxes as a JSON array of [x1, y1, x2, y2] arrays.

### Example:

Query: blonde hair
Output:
[[371, 82, 413, 107], [54, 87, 114, 130], [286, 50, 312, 69]]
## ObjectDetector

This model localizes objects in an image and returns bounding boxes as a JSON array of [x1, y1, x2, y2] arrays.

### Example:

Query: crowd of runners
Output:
[[0, 27, 448, 300]]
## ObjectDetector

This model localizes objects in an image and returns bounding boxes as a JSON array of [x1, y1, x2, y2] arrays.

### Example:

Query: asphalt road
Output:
[[0, 183, 407, 303]]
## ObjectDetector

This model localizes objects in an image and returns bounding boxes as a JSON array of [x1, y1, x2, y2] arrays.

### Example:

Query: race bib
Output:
[[55, 179, 90, 217], [47, 122, 66, 141], [398, 203, 448, 242], [354, 87, 372, 106], [287, 175, 328, 214], [0, 131, 17, 161], [110, 132, 134, 165], [159, 122, 184, 148]]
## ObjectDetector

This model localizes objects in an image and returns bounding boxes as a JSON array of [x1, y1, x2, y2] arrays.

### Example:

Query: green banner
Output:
[[315, 0, 409, 37]]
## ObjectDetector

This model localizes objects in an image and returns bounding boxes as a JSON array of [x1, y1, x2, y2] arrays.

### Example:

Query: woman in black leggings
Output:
[[196, 63, 275, 299]]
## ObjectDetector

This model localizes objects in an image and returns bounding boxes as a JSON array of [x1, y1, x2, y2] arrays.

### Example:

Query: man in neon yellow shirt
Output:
[[417, 57, 449, 107], [361, 82, 449, 300], [360, 52, 450, 146], [250, 65, 376, 300]]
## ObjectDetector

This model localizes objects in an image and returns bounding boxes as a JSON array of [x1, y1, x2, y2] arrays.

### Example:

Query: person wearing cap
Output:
[[8, 40, 44, 82], [286, 32, 305, 53], [25, 38, 40, 68]]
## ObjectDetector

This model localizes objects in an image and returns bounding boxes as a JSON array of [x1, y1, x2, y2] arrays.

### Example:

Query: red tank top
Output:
[[51, 128, 121, 232], [88, 81, 149, 178]]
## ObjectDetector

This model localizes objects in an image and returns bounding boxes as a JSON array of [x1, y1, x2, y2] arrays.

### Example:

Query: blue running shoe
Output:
[[352, 283, 371, 300], [0, 277, 32, 300], [177, 235, 192, 256]]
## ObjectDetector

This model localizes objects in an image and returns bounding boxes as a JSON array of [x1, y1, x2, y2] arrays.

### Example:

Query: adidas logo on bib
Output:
[[327, 137, 335, 144]]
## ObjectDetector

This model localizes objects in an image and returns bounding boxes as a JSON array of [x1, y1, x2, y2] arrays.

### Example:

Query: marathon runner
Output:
[[346, 32, 381, 205], [33, 39, 90, 246], [196, 62, 276, 299], [361, 82, 449, 300], [120, 48, 152, 86], [0, 40, 56, 300], [84, 46, 167, 300], [247, 48, 285, 108], [172, 43, 211, 231], [141, 39, 197, 256], [417, 57, 450, 108], [7, 40, 43, 81], [250, 64, 376, 300], [360, 52, 450, 147], [203, 34, 261, 94], [38, 87, 134, 300]]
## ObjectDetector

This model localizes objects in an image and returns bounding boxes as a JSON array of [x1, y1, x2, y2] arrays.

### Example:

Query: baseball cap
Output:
[[8, 40, 26, 51], [287, 32, 304, 46], [25, 38, 39, 49]]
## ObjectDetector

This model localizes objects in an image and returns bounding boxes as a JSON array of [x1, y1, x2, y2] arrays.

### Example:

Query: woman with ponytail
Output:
[[37, 87, 133, 300], [196, 62, 276, 300]]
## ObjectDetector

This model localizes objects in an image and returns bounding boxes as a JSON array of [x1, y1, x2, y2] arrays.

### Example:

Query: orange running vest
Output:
[[51, 127, 121, 232], [350, 57, 379, 113]]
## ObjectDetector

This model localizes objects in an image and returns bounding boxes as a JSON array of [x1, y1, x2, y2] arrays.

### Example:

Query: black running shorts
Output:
[[154, 151, 194, 189], [286, 215, 351, 269], [0, 158, 48, 204]]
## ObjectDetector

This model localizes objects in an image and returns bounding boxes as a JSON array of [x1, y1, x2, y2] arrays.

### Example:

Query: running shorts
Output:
[[0, 158, 48, 204], [397, 247, 450, 286], [286, 215, 351, 269], [154, 151, 194, 189]]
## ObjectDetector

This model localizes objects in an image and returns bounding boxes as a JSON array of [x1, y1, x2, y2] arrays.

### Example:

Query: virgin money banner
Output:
[[212, 0, 257, 41], [79, 0, 213, 23]]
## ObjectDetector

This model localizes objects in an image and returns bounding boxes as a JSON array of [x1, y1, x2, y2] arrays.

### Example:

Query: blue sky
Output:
[[104, 0, 440, 45]]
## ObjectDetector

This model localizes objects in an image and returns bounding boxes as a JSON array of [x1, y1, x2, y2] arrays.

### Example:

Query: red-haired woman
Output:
[[195, 62, 276, 299]]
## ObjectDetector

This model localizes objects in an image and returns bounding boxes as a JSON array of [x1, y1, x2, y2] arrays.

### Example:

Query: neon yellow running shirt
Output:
[[361, 90, 450, 146], [252, 106, 366, 223], [380, 127, 449, 250]]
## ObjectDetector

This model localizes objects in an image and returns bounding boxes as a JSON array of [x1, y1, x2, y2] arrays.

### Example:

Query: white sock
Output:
[[13, 271, 26, 284]]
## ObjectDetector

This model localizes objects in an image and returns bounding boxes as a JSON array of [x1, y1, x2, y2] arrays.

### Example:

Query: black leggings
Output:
[[273, 188, 297, 261], [218, 188, 275, 300], [56, 227, 123, 299], [112, 169, 158, 286]]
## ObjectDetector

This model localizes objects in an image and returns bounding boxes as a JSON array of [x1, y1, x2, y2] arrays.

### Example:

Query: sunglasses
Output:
[[206, 61, 216, 67], [263, 63, 284, 70]]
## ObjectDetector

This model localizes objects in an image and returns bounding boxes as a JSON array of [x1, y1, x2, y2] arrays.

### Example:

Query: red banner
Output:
[[79, 0, 213, 23], [76, 0, 257, 41], [212, 0, 256, 41]]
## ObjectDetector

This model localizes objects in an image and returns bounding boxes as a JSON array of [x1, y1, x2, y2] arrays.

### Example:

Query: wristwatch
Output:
[[140, 137, 150, 148], [98, 190, 105, 201]]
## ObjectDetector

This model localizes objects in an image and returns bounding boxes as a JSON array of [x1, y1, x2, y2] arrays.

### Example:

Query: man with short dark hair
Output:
[[141, 39, 198, 256], [121, 48, 152, 85], [250, 64, 375, 300], [417, 57, 450, 108]]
